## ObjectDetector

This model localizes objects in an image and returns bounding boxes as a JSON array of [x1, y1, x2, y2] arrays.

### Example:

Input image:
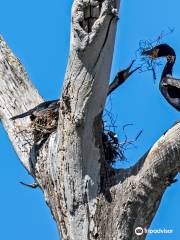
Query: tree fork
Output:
[[0, 1, 180, 240]]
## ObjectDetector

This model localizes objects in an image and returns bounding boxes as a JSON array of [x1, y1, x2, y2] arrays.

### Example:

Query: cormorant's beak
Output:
[[123, 60, 140, 79], [142, 48, 159, 58], [108, 60, 140, 96]]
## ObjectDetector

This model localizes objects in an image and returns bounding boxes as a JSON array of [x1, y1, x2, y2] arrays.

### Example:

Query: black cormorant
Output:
[[143, 44, 180, 111], [11, 100, 60, 142], [11, 100, 59, 121]]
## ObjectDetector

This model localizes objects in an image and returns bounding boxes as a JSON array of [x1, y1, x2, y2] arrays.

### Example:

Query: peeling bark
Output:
[[1, 1, 180, 240], [0, 37, 43, 171]]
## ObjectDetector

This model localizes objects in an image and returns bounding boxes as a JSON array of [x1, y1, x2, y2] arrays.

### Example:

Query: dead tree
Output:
[[0, 1, 180, 240]]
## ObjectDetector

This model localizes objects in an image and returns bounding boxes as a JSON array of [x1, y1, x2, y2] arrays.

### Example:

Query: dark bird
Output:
[[108, 60, 140, 96], [11, 100, 60, 142], [142, 44, 180, 111], [11, 100, 59, 121]]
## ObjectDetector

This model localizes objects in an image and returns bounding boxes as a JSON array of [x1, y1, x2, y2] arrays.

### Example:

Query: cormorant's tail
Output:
[[10, 110, 33, 120]]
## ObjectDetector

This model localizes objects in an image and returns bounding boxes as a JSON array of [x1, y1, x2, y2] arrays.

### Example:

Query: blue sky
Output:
[[0, 0, 180, 239]]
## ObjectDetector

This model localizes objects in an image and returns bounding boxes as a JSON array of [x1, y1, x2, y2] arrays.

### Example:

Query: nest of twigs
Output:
[[102, 130, 122, 163], [32, 109, 59, 142], [102, 124, 142, 164]]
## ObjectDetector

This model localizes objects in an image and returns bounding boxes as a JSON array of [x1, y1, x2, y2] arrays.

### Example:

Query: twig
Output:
[[20, 181, 39, 189], [135, 28, 174, 82]]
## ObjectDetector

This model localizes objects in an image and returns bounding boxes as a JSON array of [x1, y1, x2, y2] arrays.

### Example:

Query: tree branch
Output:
[[40, 1, 121, 239], [113, 121, 180, 184], [0, 37, 43, 171], [2, 1, 178, 240], [99, 122, 180, 239]]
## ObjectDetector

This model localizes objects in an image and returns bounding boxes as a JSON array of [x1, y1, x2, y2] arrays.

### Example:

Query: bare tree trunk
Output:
[[0, 1, 180, 240]]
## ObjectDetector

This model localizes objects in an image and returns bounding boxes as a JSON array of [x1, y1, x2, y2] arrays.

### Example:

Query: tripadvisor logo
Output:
[[135, 227, 144, 236], [135, 226, 174, 236]]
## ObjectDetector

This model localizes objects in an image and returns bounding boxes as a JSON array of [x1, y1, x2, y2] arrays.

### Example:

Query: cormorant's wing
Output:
[[32, 100, 59, 113], [11, 99, 59, 120], [164, 76, 180, 89], [163, 77, 180, 99], [167, 84, 180, 99], [161, 77, 180, 111], [34, 100, 60, 117]]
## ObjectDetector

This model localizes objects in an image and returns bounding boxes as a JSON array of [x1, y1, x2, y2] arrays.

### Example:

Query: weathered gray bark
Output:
[[0, 1, 180, 240]]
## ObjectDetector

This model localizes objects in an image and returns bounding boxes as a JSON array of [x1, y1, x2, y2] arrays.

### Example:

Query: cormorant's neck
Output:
[[161, 57, 176, 79]]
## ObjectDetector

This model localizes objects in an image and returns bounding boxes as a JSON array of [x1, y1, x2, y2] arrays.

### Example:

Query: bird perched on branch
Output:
[[11, 100, 59, 121], [142, 44, 180, 111], [11, 100, 60, 142]]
